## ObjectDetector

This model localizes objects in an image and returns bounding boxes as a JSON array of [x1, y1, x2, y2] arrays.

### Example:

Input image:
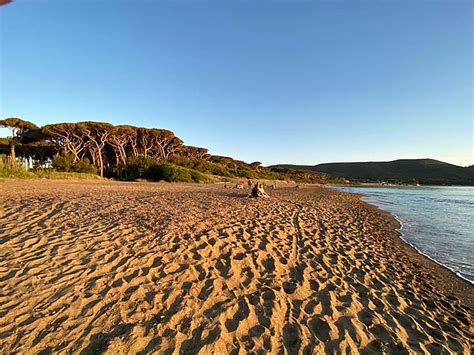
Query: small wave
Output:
[[378, 207, 473, 285], [337, 186, 474, 285]]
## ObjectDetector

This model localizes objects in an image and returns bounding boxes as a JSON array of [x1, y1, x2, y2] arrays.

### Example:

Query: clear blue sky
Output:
[[0, 0, 472, 166]]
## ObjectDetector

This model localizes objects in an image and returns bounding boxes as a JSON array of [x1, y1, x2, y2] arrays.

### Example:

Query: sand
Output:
[[0, 180, 472, 353]]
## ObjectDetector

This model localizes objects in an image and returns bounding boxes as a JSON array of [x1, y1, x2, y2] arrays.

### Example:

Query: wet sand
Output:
[[0, 180, 472, 353]]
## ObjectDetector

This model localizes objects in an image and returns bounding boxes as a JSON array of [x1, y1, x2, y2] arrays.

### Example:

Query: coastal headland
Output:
[[0, 180, 472, 353]]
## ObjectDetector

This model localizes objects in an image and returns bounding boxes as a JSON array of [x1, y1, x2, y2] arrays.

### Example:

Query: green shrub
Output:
[[207, 163, 232, 177], [73, 157, 96, 174], [236, 167, 256, 179], [140, 162, 212, 183], [169, 156, 233, 177], [144, 163, 192, 182], [169, 156, 195, 169], [0, 154, 34, 178], [53, 153, 74, 172], [190, 169, 211, 183], [53, 153, 96, 174], [0, 154, 101, 180], [125, 155, 160, 179]]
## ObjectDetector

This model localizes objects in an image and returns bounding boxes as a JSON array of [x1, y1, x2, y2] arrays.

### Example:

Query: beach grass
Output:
[[0, 161, 102, 180]]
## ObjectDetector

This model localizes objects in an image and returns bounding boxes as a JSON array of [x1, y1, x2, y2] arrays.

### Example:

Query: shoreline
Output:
[[331, 185, 474, 305], [393, 213, 473, 286], [334, 183, 474, 187], [357, 195, 474, 309]]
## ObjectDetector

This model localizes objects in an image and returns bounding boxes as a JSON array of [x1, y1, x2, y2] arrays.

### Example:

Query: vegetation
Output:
[[144, 163, 211, 183], [269, 167, 339, 184], [52, 153, 96, 174], [124, 156, 212, 183], [0, 154, 100, 180], [272, 159, 474, 185], [0, 117, 333, 183], [0, 154, 32, 178], [0, 117, 38, 162]]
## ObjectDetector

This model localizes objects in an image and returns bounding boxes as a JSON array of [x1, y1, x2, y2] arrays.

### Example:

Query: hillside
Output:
[[271, 159, 474, 185]]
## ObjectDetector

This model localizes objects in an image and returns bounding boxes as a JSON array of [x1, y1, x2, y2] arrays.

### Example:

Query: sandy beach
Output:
[[0, 180, 472, 353]]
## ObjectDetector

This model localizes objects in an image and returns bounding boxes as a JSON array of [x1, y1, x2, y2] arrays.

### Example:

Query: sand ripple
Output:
[[0, 181, 472, 353]]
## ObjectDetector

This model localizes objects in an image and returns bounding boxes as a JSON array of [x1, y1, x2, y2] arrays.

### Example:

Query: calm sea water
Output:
[[336, 185, 474, 283]]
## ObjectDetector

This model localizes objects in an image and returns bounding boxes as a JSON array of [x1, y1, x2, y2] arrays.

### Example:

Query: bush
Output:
[[169, 156, 195, 169], [0, 154, 100, 180], [169, 156, 233, 177], [236, 167, 256, 179], [206, 163, 232, 177], [0, 154, 33, 178], [144, 163, 192, 182], [53, 153, 74, 172], [190, 169, 211, 183], [53, 153, 96, 174], [138, 162, 212, 183], [125, 155, 160, 179], [73, 158, 96, 174]]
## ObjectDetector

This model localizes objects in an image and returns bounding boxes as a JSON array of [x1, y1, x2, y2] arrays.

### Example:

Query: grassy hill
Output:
[[271, 159, 474, 185]]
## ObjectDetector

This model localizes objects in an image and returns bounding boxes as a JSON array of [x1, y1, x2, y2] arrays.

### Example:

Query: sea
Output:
[[336, 185, 474, 283]]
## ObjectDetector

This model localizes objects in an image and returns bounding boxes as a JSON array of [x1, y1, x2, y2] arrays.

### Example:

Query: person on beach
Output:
[[251, 183, 260, 198], [251, 182, 270, 198]]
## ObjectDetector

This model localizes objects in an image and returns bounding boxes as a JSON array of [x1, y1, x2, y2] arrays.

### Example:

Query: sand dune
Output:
[[0, 180, 472, 353]]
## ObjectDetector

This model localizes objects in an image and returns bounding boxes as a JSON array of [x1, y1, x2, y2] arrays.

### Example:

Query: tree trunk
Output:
[[9, 142, 16, 163], [98, 153, 104, 177], [115, 153, 122, 178]]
